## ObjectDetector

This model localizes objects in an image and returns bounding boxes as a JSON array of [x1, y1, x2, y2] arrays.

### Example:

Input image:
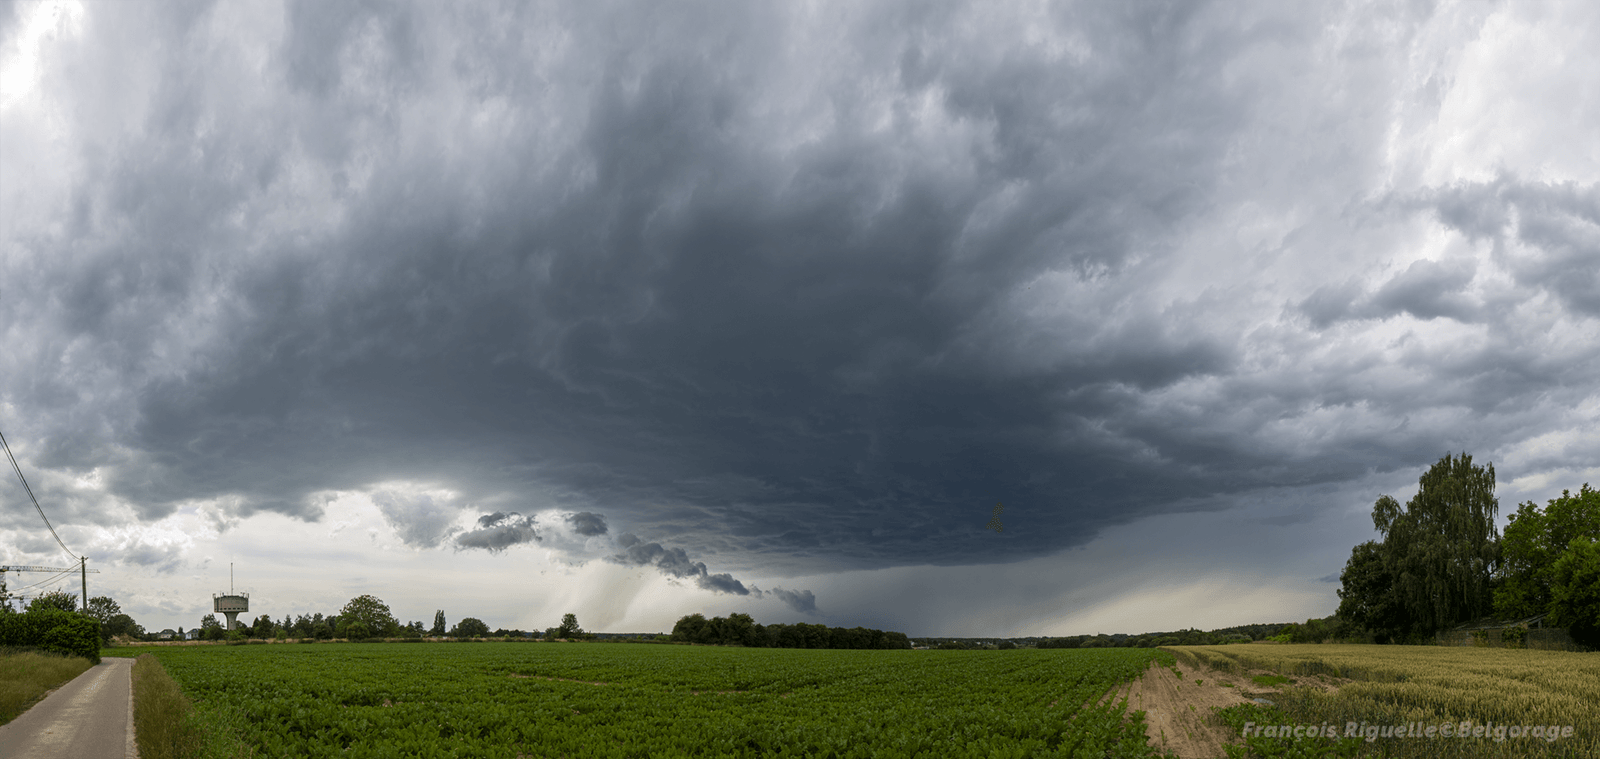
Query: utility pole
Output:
[[81, 556, 88, 614]]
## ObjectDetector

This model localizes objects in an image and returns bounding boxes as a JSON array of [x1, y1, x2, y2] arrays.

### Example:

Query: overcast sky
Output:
[[2, 0, 1597, 638]]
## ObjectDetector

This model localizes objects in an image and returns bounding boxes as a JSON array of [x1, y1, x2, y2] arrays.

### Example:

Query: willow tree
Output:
[[1349, 452, 1500, 641]]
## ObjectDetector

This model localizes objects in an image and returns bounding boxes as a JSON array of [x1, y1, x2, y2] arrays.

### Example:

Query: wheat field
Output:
[[1166, 643, 1599, 758]]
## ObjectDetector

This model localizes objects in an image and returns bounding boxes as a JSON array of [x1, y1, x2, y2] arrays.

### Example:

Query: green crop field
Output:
[[107, 642, 1180, 758]]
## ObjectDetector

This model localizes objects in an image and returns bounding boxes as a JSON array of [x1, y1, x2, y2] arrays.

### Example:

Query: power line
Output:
[[0, 424, 78, 563]]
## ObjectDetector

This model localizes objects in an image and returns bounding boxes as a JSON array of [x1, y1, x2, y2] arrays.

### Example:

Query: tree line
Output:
[[3, 590, 600, 645], [669, 613, 912, 649], [1335, 452, 1600, 647]]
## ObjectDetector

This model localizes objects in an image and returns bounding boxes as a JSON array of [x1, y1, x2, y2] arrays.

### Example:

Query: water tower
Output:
[[213, 563, 248, 630]]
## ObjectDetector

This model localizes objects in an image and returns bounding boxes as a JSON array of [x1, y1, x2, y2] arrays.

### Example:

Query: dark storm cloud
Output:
[[455, 512, 540, 553], [4, 0, 1599, 591], [764, 587, 820, 615], [565, 512, 608, 537], [609, 534, 761, 597]]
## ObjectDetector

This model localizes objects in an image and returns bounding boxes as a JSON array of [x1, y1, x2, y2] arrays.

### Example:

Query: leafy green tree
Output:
[[1547, 538, 1600, 649], [341, 621, 372, 640], [452, 617, 490, 637], [85, 596, 121, 624], [1343, 453, 1500, 642], [28, 589, 78, 613], [1495, 484, 1600, 620], [105, 613, 144, 641], [339, 595, 397, 637], [250, 614, 275, 639], [558, 613, 583, 639], [200, 613, 221, 633], [1337, 540, 1405, 641], [312, 621, 334, 640], [431, 610, 446, 636]]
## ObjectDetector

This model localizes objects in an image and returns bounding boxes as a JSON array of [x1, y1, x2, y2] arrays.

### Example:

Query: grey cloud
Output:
[[117, 541, 186, 574], [1410, 176, 1600, 317], [477, 512, 510, 528], [609, 533, 776, 599], [370, 490, 463, 548], [1297, 258, 1480, 327], [455, 512, 540, 552], [1367, 258, 1479, 322], [697, 572, 749, 595], [4, 0, 1599, 603], [565, 511, 608, 536], [764, 587, 819, 614]]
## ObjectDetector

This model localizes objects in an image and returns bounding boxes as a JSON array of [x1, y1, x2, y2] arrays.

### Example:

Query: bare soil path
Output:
[[1113, 655, 1353, 758], [0, 657, 136, 759]]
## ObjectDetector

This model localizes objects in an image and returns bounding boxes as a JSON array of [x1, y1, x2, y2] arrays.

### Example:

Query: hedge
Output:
[[0, 609, 102, 663]]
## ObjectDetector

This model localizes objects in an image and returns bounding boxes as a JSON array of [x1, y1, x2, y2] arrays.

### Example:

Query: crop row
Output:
[[130, 643, 1182, 758]]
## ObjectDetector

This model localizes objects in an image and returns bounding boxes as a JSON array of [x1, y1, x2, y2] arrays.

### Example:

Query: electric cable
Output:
[[0, 424, 78, 563], [8, 568, 78, 593]]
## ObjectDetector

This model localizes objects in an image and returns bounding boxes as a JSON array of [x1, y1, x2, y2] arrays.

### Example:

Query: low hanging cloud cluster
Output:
[[454, 512, 541, 553], [608, 533, 820, 614], [446, 509, 823, 613]]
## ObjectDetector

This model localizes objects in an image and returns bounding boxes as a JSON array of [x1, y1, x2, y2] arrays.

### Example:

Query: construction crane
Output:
[[1, 563, 100, 610]]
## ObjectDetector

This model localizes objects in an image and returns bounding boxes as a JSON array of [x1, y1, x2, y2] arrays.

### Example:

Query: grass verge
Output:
[[0, 647, 94, 725], [133, 653, 206, 759]]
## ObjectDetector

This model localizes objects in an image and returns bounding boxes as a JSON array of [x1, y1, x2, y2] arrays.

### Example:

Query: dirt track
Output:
[[1111, 654, 1351, 758]]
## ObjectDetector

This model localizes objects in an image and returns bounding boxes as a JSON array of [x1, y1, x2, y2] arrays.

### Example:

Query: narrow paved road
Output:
[[0, 656, 136, 759]]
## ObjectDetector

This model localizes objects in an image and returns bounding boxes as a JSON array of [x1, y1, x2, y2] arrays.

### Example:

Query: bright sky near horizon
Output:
[[1, 0, 1598, 638]]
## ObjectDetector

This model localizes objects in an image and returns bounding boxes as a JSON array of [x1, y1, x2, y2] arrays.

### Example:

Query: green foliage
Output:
[[669, 613, 911, 650], [0, 649, 94, 725], [1547, 537, 1600, 649], [131, 653, 206, 759], [431, 610, 446, 636], [451, 617, 490, 638], [26, 589, 78, 614], [0, 609, 100, 663], [134, 642, 1179, 757], [1215, 702, 1363, 758], [558, 612, 583, 639], [1500, 626, 1528, 648], [338, 595, 398, 638], [104, 613, 144, 642], [1495, 484, 1600, 620], [1339, 453, 1500, 642], [85, 595, 120, 624]]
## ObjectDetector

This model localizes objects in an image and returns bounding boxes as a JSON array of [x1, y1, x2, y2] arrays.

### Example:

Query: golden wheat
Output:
[[1167, 644, 1599, 758]]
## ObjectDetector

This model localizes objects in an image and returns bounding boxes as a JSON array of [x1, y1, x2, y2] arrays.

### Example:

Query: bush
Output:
[[0, 609, 101, 663]]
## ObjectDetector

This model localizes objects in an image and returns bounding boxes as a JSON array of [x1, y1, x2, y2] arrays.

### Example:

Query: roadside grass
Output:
[[0, 647, 94, 725], [131, 653, 208, 759]]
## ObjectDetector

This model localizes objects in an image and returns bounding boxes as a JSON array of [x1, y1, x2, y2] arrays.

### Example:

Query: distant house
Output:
[[157, 629, 176, 640], [185, 629, 202, 640]]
